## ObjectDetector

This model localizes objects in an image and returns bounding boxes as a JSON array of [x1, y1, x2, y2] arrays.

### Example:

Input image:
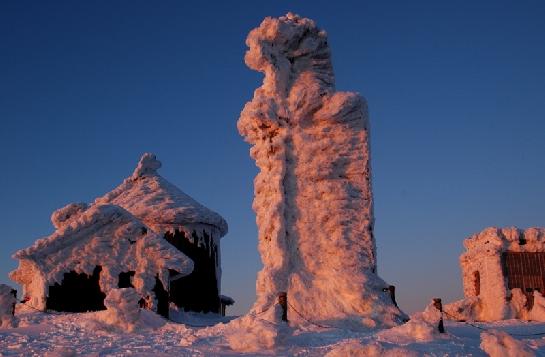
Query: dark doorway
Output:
[[118, 271, 135, 288], [152, 276, 169, 318], [473, 271, 480, 296], [46, 265, 106, 312], [503, 252, 545, 309], [164, 229, 220, 313]]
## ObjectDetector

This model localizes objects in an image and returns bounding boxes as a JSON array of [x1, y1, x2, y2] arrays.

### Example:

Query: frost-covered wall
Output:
[[446, 227, 545, 321], [238, 13, 404, 328]]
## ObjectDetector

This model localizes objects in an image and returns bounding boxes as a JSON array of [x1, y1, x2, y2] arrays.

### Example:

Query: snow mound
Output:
[[529, 291, 545, 321], [89, 310, 166, 335], [238, 12, 405, 330], [480, 329, 535, 357], [325, 339, 418, 357], [98, 288, 141, 332], [90, 288, 166, 332], [446, 289, 545, 323], [377, 319, 438, 345], [225, 304, 288, 352], [416, 300, 443, 326], [377, 301, 443, 344], [0, 284, 17, 328], [226, 318, 281, 352], [95, 153, 227, 236], [444, 296, 480, 321], [509, 288, 528, 319]]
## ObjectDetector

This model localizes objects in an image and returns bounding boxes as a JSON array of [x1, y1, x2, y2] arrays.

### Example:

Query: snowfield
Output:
[[2, 305, 545, 356]]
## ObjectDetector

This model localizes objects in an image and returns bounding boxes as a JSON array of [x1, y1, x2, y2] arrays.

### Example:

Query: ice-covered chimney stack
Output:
[[238, 13, 405, 328], [131, 153, 162, 180]]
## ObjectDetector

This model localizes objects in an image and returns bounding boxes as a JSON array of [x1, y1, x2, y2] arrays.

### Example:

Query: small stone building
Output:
[[448, 227, 545, 321], [10, 153, 232, 317]]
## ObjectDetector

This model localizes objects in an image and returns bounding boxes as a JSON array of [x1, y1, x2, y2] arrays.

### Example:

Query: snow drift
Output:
[[480, 329, 535, 357], [325, 340, 418, 357]]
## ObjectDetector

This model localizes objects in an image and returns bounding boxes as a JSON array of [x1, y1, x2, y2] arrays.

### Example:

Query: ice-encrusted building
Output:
[[10, 153, 230, 317], [446, 227, 545, 321]]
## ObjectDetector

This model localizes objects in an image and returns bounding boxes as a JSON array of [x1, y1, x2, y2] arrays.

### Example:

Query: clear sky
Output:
[[1, 0, 544, 315]]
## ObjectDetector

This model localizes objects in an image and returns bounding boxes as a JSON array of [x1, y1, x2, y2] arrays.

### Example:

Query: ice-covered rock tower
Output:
[[11, 153, 229, 316], [238, 13, 405, 328]]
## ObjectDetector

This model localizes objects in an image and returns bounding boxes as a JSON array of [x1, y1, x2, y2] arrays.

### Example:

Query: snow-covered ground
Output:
[[2, 305, 545, 356]]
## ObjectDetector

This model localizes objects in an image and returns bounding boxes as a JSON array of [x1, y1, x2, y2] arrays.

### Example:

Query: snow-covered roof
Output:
[[95, 153, 228, 236], [11, 204, 194, 295], [14, 204, 144, 260]]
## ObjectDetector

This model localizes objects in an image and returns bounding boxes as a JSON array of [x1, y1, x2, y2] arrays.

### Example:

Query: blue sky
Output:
[[1, 0, 544, 315]]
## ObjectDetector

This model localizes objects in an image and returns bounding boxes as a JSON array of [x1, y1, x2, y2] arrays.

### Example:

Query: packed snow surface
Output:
[[238, 12, 404, 329], [2, 306, 545, 356]]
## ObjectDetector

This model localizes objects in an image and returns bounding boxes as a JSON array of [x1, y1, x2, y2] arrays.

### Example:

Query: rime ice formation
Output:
[[0, 284, 17, 328], [238, 13, 404, 328], [445, 227, 545, 322], [11, 153, 228, 315], [100, 288, 142, 332]]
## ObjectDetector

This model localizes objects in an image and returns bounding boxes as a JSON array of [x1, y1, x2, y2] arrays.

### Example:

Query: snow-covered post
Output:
[[0, 284, 18, 328], [432, 298, 445, 333], [278, 292, 288, 322]]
